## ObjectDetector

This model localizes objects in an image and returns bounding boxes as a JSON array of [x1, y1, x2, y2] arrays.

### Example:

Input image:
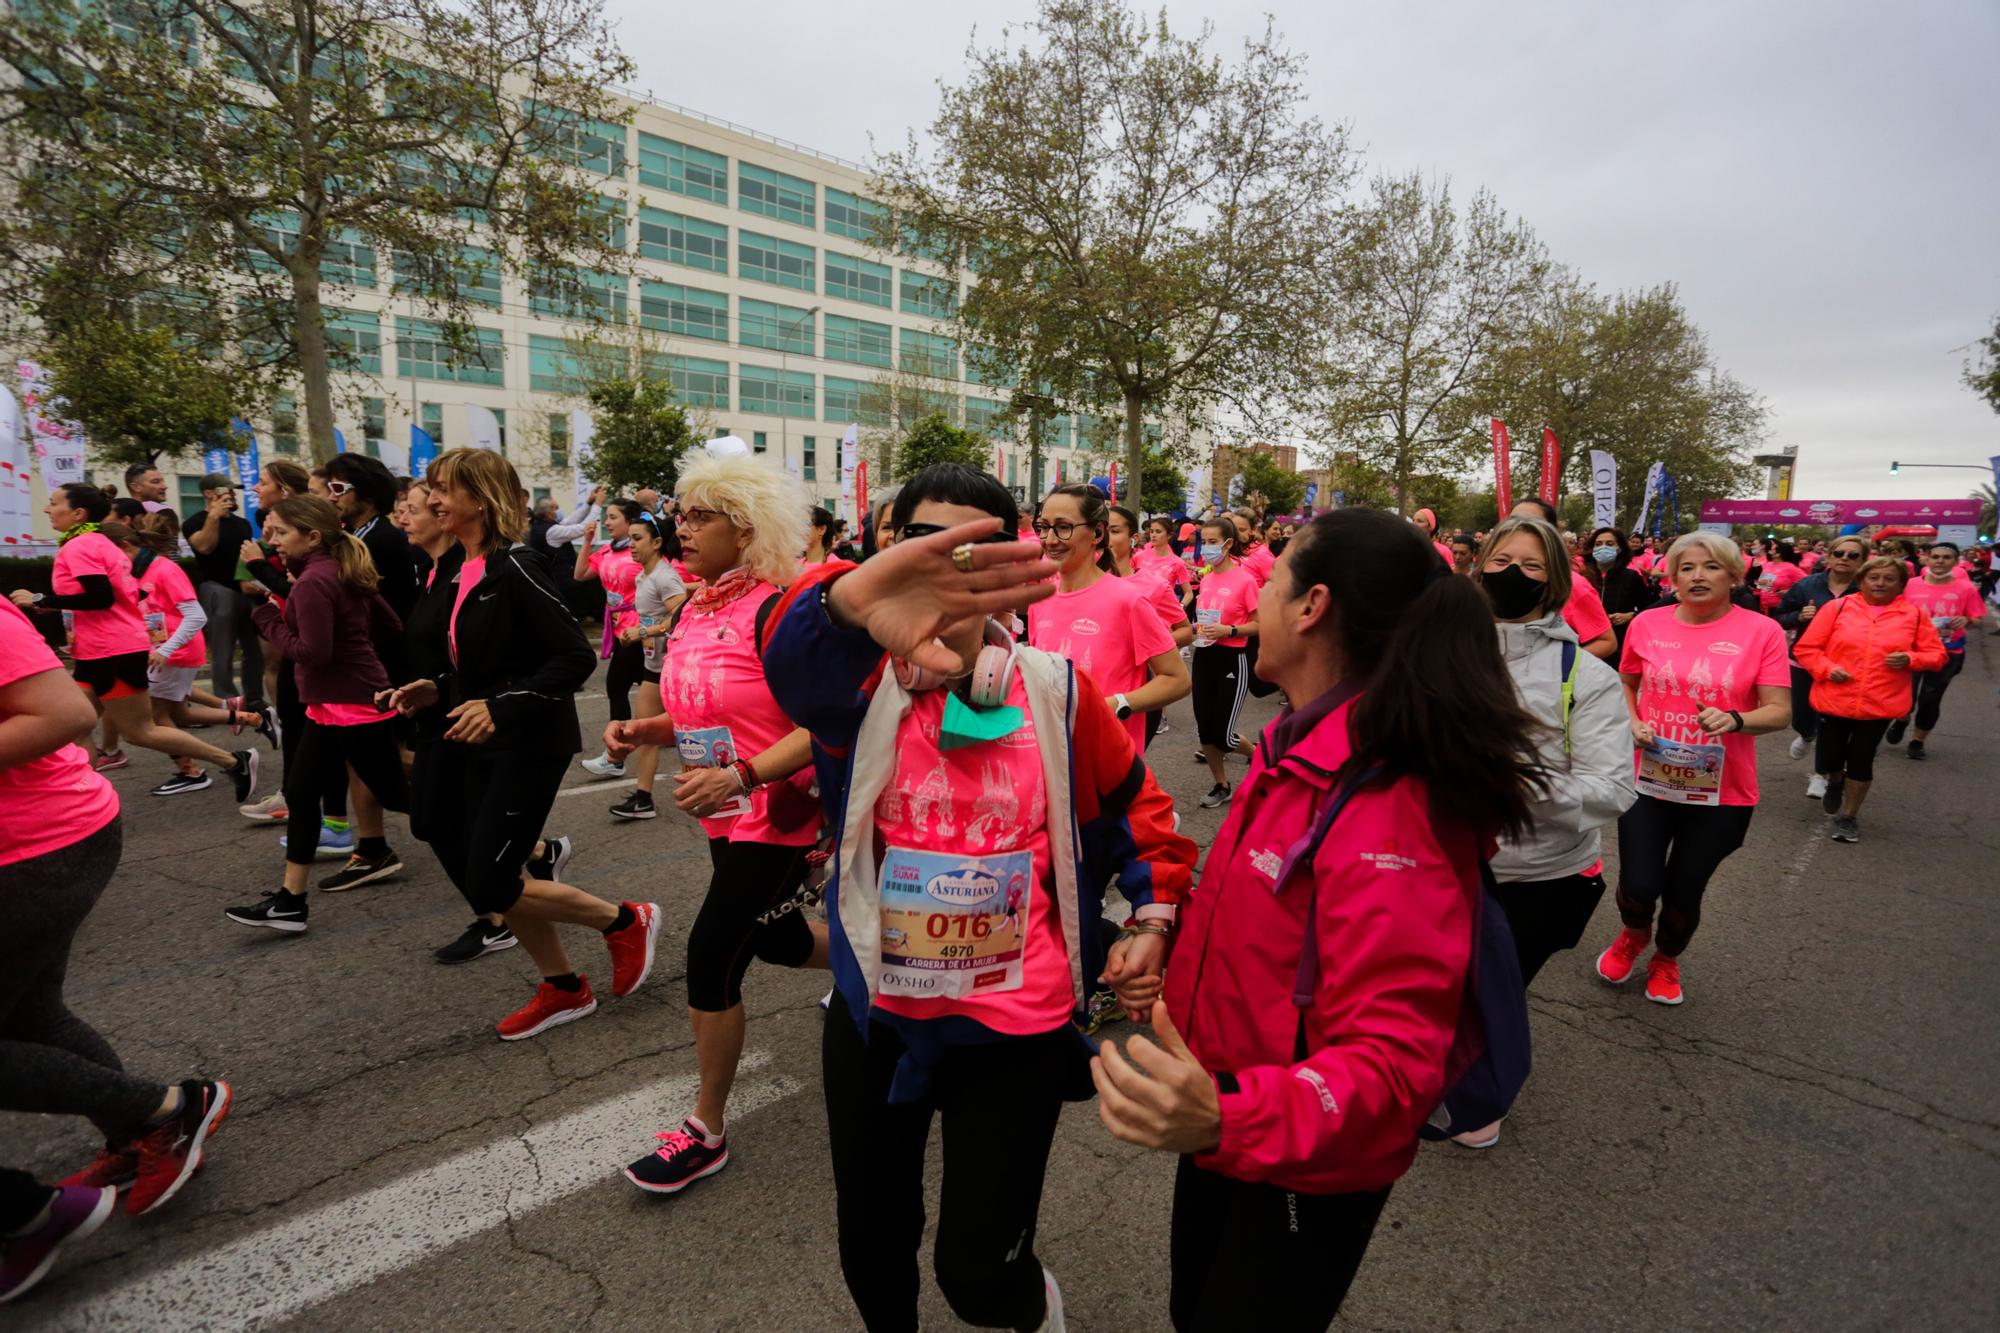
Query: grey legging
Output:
[[0, 820, 167, 1141]]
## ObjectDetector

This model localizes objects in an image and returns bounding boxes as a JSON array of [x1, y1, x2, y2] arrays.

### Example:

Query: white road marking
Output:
[[554, 777, 637, 798], [40, 1053, 795, 1331]]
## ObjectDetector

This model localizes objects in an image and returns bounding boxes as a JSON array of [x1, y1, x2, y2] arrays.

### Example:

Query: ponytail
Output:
[[330, 530, 381, 593], [267, 495, 379, 592], [1288, 509, 1546, 841]]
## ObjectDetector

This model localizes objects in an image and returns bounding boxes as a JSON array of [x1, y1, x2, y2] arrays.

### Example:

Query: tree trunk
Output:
[[1123, 391, 1145, 509], [1394, 441, 1412, 516], [1028, 404, 1047, 499], [290, 264, 339, 465]]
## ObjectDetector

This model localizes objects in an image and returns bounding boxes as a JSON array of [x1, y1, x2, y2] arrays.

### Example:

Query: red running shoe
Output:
[[1596, 928, 1651, 984], [91, 750, 128, 773], [1645, 954, 1684, 1006], [605, 902, 661, 998], [496, 977, 598, 1041], [57, 1146, 137, 1192], [125, 1080, 233, 1216]]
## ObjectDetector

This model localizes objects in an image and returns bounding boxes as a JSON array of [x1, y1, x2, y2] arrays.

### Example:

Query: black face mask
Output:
[[1483, 564, 1547, 620]]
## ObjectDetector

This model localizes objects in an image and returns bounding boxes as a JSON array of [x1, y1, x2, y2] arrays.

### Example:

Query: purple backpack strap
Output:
[[1284, 765, 1384, 1010]]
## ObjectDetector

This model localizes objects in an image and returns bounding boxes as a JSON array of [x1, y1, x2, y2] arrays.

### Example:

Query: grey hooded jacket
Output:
[[1490, 612, 1639, 883]]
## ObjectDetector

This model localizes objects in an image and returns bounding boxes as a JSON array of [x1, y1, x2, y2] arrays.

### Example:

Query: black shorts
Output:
[[640, 666, 662, 684], [72, 651, 151, 700]]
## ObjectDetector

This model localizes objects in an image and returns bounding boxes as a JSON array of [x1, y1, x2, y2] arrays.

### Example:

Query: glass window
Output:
[[823, 375, 863, 423], [321, 228, 376, 288], [965, 397, 1005, 435], [739, 298, 814, 355], [534, 107, 626, 177], [824, 188, 884, 242], [738, 162, 816, 228], [397, 317, 504, 386], [899, 329, 958, 380], [529, 267, 627, 322], [393, 244, 501, 306], [420, 402, 444, 447], [638, 207, 727, 273], [752, 431, 767, 455], [529, 335, 582, 394], [739, 365, 814, 419], [824, 251, 892, 308], [589, 194, 627, 251], [271, 393, 298, 456], [325, 309, 382, 375], [548, 412, 569, 467], [645, 354, 729, 410], [738, 231, 815, 291], [638, 281, 728, 341], [637, 133, 727, 202], [822, 314, 892, 368], [899, 271, 956, 319], [362, 399, 386, 457], [802, 435, 816, 482]]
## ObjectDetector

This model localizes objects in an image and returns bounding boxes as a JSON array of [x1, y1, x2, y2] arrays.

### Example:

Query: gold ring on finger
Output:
[[951, 542, 977, 573]]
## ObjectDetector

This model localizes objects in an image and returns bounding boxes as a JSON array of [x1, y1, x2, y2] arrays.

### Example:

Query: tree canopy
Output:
[[1964, 313, 2000, 415], [893, 412, 991, 481], [578, 375, 694, 496], [1232, 449, 1307, 517]]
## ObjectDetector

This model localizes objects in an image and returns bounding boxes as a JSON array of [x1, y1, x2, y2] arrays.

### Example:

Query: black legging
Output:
[[1615, 797, 1755, 956], [424, 748, 570, 916], [1491, 870, 1607, 986], [605, 639, 645, 724], [275, 663, 344, 820], [1911, 653, 1965, 732], [822, 992, 1071, 1333], [284, 717, 409, 866], [1190, 647, 1249, 750], [1788, 662, 1819, 743], [1815, 714, 1891, 783], [686, 837, 816, 1012], [1170, 1156, 1390, 1332]]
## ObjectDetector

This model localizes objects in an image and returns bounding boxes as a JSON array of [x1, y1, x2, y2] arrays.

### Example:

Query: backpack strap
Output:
[[1559, 639, 1579, 756], [1285, 763, 1387, 1012]]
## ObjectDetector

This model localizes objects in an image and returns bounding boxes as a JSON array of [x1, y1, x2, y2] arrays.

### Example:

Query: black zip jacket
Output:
[[429, 543, 594, 756]]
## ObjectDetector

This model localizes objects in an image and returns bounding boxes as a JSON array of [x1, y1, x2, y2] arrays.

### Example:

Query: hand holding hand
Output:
[[1098, 931, 1168, 1021], [1091, 1000, 1222, 1155], [442, 698, 494, 743]]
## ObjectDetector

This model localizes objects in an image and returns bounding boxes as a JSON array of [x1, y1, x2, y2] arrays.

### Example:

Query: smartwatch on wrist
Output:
[[1113, 693, 1133, 721], [1727, 709, 1746, 733]]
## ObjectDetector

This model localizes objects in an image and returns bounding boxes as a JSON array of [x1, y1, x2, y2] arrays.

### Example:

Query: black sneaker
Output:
[[230, 749, 259, 803], [526, 834, 574, 883], [320, 850, 404, 892], [1199, 783, 1231, 809], [1194, 749, 1209, 764], [1907, 740, 1927, 760], [1885, 716, 1908, 746], [224, 890, 308, 933], [610, 791, 657, 820], [435, 921, 518, 964], [1821, 774, 1845, 815], [1831, 815, 1860, 843], [254, 706, 282, 751], [151, 771, 213, 797], [622, 1119, 728, 1194]]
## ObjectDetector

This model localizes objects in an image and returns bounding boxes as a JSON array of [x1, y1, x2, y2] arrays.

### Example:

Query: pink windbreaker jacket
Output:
[[1163, 689, 1482, 1195]]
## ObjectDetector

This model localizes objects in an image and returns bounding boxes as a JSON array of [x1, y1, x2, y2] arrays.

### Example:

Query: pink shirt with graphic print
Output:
[[1027, 574, 1175, 751], [592, 544, 641, 656], [1619, 604, 1790, 806], [1194, 564, 1261, 650]]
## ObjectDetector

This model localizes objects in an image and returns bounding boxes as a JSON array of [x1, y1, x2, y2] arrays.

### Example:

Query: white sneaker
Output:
[[1805, 773, 1828, 800], [581, 753, 626, 778], [239, 792, 288, 821], [1037, 1267, 1066, 1333], [1788, 736, 1809, 761]]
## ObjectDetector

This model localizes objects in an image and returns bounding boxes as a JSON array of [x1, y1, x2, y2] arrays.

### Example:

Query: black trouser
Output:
[[604, 639, 644, 725], [0, 821, 166, 1142], [425, 748, 569, 916], [284, 717, 409, 867], [822, 993, 1069, 1333], [1491, 870, 1607, 986], [274, 664, 343, 819], [1911, 652, 1964, 732], [1169, 1156, 1390, 1332], [0, 1168, 55, 1233], [1816, 714, 1891, 784], [1615, 797, 1755, 956], [1788, 662, 1819, 742], [687, 838, 817, 1011], [1191, 647, 1249, 750]]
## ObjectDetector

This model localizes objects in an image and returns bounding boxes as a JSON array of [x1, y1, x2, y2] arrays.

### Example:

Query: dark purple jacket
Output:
[[250, 549, 400, 705]]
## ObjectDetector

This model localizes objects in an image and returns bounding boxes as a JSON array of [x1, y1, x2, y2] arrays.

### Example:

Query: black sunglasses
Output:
[[898, 523, 1020, 544]]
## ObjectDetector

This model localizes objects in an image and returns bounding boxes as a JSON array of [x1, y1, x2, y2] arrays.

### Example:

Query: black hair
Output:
[[1929, 540, 1960, 556], [1105, 505, 1141, 573], [1512, 497, 1559, 524], [122, 462, 157, 485], [1199, 515, 1245, 558], [323, 453, 400, 518], [1774, 539, 1797, 563], [809, 504, 834, 530], [610, 498, 645, 525], [1285, 508, 1545, 840], [1449, 532, 1477, 551], [1585, 525, 1631, 582], [56, 483, 112, 522], [890, 463, 1018, 534], [1042, 482, 1114, 572], [110, 497, 147, 522]]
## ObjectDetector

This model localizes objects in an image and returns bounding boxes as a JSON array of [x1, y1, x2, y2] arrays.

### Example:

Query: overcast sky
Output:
[[607, 0, 1998, 501]]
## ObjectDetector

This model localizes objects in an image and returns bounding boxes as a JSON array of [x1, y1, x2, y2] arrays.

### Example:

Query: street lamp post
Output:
[[778, 305, 821, 480], [1888, 461, 1990, 474]]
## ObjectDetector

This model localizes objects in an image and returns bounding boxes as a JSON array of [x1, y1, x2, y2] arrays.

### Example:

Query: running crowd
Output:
[[3, 451, 1991, 1327]]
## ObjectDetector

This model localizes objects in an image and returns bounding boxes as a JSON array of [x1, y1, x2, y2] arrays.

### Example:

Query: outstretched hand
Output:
[[1091, 1000, 1222, 1155], [824, 518, 1055, 674]]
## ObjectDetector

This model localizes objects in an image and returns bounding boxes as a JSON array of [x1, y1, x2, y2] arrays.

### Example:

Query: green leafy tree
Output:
[[877, 0, 1353, 494], [894, 412, 990, 481], [1971, 481, 1996, 534], [44, 321, 239, 471], [578, 375, 694, 495], [1139, 449, 1188, 515], [1964, 313, 2000, 414], [1233, 449, 1307, 516], [1314, 173, 1548, 515], [0, 0, 634, 463]]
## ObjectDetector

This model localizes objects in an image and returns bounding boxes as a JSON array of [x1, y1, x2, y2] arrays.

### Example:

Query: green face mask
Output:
[[939, 689, 1024, 751]]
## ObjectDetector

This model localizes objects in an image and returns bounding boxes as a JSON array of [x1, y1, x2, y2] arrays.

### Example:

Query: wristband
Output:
[[1118, 923, 1171, 940], [1113, 692, 1133, 720], [1727, 709, 1745, 733]]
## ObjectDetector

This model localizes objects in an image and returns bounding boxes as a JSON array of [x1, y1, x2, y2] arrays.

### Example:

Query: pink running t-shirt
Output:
[[872, 672, 1069, 1034], [1562, 575, 1614, 646], [0, 602, 119, 867], [1619, 604, 1790, 806], [1194, 564, 1261, 649], [1904, 577, 1984, 652], [135, 555, 206, 668], [1131, 546, 1189, 593], [1240, 544, 1276, 587], [1027, 575, 1175, 751], [53, 532, 149, 661], [592, 543, 641, 657]]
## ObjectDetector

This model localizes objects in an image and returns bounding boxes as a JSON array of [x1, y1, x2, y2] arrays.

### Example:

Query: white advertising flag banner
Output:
[[569, 409, 596, 509], [17, 360, 86, 496], [1589, 450, 1618, 530], [1633, 461, 1665, 534], [0, 385, 29, 545], [839, 424, 859, 527], [465, 404, 502, 453]]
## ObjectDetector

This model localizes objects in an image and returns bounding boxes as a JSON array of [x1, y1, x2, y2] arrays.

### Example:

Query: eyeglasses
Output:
[[1031, 519, 1095, 541], [898, 523, 1019, 544], [1829, 548, 1867, 559], [325, 480, 354, 498], [675, 506, 729, 529]]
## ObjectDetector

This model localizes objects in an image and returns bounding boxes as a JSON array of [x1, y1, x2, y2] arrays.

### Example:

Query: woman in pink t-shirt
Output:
[[1190, 518, 1262, 805], [10, 484, 256, 800], [603, 453, 827, 1196], [1027, 486, 1188, 754], [1133, 517, 1192, 604], [573, 500, 646, 777], [1597, 532, 1792, 1006], [1110, 507, 1195, 751]]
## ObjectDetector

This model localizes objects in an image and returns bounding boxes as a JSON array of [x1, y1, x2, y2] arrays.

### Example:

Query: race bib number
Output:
[[675, 724, 750, 818], [876, 846, 1032, 999], [145, 612, 165, 632], [1637, 737, 1725, 804], [640, 613, 663, 671], [606, 590, 626, 611]]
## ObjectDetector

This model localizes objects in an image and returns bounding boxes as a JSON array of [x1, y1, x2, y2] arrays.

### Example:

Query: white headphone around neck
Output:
[[893, 618, 1019, 707]]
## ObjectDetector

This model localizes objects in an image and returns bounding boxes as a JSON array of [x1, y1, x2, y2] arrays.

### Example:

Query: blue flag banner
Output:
[[202, 442, 231, 477], [231, 418, 261, 527], [410, 425, 437, 475], [334, 428, 347, 455], [1303, 482, 1319, 511], [1333, 490, 1346, 508]]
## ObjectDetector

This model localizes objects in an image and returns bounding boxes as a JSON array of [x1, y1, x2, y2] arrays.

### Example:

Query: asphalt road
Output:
[[7, 638, 1998, 1331]]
